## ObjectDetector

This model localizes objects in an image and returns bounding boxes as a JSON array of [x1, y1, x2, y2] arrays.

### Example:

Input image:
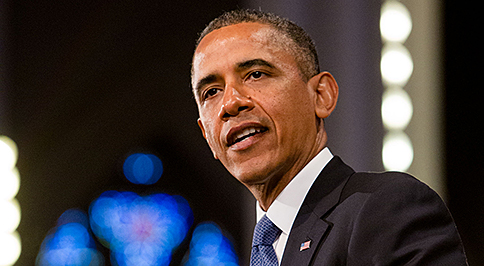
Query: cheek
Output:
[[200, 117, 220, 147], [268, 85, 313, 119], [270, 91, 315, 138]]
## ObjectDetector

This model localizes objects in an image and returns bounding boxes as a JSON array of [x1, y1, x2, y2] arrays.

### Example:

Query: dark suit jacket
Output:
[[280, 156, 467, 265]]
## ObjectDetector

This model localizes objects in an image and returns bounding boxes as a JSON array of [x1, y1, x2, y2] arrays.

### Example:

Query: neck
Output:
[[249, 129, 328, 211]]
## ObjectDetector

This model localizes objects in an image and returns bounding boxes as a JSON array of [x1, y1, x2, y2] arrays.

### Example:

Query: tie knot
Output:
[[252, 215, 282, 247]]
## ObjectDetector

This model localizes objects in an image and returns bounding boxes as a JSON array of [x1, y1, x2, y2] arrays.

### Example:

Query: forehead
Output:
[[197, 22, 284, 53], [192, 23, 296, 84]]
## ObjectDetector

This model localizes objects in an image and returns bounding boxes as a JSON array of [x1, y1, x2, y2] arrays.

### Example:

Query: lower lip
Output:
[[229, 131, 267, 151]]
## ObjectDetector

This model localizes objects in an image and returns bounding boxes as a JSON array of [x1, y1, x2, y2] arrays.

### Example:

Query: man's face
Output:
[[192, 23, 321, 187]]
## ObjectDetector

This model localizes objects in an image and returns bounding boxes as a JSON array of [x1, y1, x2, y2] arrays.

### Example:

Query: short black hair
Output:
[[194, 9, 320, 81]]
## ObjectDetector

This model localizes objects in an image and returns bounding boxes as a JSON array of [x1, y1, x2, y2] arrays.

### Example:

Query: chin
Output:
[[223, 152, 280, 185], [229, 164, 274, 187]]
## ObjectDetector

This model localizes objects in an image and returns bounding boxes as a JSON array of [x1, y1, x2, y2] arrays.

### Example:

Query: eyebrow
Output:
[[194, 74, 219, 99], [235, 58, 276, 72]]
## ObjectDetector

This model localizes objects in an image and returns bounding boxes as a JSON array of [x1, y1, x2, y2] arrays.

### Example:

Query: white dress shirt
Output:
[[256, 147, 333, 264]]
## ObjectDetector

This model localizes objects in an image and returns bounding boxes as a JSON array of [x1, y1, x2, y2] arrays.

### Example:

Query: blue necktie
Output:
[[250, 215, 282, 266]]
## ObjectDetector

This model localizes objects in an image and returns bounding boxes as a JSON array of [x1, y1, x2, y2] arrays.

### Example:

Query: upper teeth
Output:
[[235, 128, 261, 142]]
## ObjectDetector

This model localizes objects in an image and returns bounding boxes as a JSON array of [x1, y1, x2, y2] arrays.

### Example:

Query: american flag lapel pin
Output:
[[300, 239, 311, 251]]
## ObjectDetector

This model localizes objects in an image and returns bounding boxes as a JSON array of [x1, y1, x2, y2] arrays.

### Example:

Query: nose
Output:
[[218, 85, 254, 120]]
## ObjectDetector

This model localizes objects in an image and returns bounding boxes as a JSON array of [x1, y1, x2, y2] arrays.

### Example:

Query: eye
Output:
[[248, 71, 265, 80], [202, 87, 220, 101]]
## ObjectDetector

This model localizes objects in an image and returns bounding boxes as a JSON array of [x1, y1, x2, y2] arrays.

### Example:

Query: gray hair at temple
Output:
[[193, 9, 320, 82]]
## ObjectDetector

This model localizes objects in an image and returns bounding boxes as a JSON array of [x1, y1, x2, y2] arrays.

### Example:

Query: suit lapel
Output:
[[280, 156, 354, 266], [280, 211, 331, 265]]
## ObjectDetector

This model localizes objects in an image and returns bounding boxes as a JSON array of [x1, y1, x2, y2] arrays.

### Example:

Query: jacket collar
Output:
[[280, 156, 354, 266]]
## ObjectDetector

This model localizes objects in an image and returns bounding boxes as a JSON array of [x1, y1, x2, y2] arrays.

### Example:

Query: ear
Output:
[[197, 118, 207, 139], [308, 72, 339, 119], [197, 118, 219, 160]]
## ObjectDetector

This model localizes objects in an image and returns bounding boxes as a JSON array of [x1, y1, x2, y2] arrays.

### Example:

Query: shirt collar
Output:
[[256, 147, 333, 235]]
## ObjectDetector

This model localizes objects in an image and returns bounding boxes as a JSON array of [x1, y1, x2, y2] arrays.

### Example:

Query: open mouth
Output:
[[227, 126, 268, 147]]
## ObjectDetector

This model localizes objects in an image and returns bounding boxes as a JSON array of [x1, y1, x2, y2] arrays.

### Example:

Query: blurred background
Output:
[[0, 0, 481, 265]]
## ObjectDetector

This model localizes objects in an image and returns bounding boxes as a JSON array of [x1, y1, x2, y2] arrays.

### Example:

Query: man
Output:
[[191, 9, 467, 265]]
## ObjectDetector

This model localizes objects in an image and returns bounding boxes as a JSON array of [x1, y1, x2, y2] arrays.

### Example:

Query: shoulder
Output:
[[337, 171, 467, 265], [338, 170, 455, 243], [340, 171, 440, 203], [340, 171, 449, 221]]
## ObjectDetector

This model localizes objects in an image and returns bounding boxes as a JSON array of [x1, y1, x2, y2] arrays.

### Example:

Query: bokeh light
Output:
[[36, 209, 104, 266], [0, 136, 21, 266], [381, 86, 413, 130], [183, 222, 239, 266], [382, 131, 414, 171], [380, 0, 412, 43], [0, 167, 20, 200], [0, 198, 21, 234], [0, 136, 17, 171], [58, 208, 91, 229], [123, 153, 163, 185], [381, 43, 413, 86], [0, 231, 21, 266], [89, 191, 193, 266], [380, 0, 414, 174]]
